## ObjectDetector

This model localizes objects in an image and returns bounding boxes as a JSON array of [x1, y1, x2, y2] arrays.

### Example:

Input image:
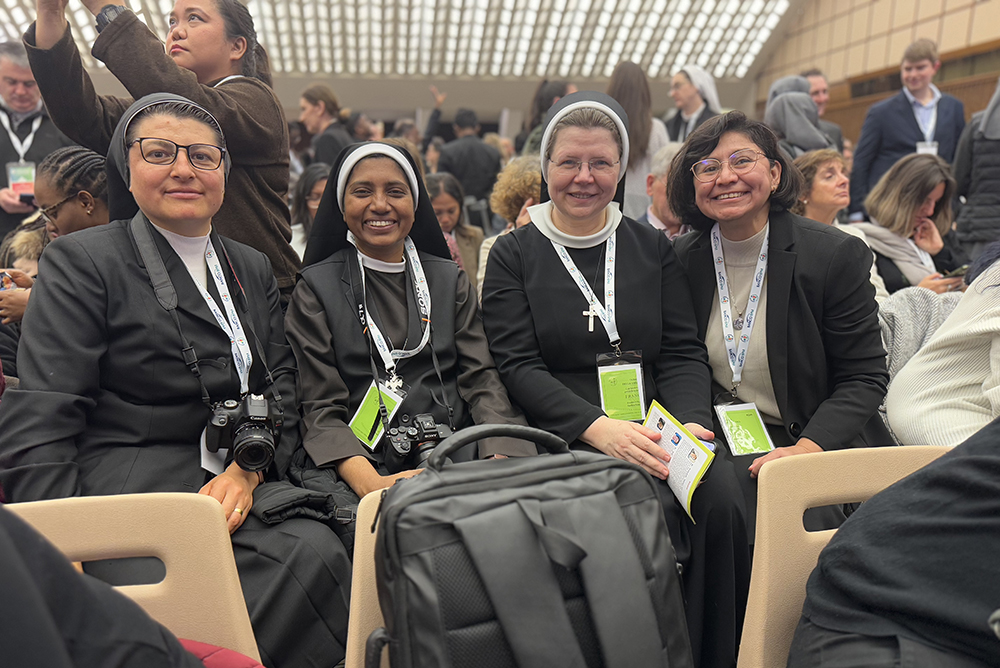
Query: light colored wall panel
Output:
[[866, 34, 890, 71], [915, 17, 942, 46], [815, 23, 831, 55], [889, 27, 916, 63], [871, 0, 894, 36], [970, 0, 1000, 45], [848, 42, 867, 74], [918, 0, 945, 22], [944, 0, 974, 11], [893, 0, 917, 26], [939, 7, 971, 51], [833, 14, 850, 47], [827, 47, 848, 81], [850, 4, 873, 42], [817, 0, 835, 23]]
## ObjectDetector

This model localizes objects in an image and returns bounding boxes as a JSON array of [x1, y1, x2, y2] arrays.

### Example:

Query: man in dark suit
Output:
[[437, 108, 502, 202], [849, 39, 965, 217], [802, 68, 844, 152]]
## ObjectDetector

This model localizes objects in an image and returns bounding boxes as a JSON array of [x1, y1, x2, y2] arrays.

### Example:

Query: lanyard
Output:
[[0, 113, 42, 162], [351, 234, 432, 384], [915, 102, 937, 143], [193, 240, 253, 394], [551, 231, 620, 351], [712, 223, 768, 390]]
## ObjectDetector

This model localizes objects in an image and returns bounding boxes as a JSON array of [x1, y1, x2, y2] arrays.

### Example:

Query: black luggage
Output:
[[366, 424, 694, 668]]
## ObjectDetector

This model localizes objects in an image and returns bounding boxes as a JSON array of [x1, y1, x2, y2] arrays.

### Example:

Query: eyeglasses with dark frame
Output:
[[548, 158, 620, 176], [128, 137, 226, 171], [38, 191, 80, 226], [691, 149, 768, 182]]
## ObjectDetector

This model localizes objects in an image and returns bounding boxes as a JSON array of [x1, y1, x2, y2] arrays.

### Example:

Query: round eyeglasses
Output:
[[38, 191, 79, 226], [548, 158, 620, 176], [129, 137, 226, 171], [691, 149, 767, 182]]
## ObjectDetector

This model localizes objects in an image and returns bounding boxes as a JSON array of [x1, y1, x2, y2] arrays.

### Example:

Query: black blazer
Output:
[[673, 211, 891, 450], [665, 107, 719, 142], [437, 135, 502, 201], [849, 90, 965, 214], [0, 217, 299, 502]]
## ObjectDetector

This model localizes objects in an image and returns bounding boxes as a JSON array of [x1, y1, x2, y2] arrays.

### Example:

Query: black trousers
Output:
[[657, 448, 751, 668], [0, 504, 203, 668], [787, 617, 992, 668]]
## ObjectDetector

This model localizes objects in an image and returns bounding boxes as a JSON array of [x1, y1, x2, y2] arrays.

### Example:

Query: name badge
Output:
[[597, 349, 645, 422], [349, 380, 406, 450], [714, 402, 775, 455], [916, 141, 938, 156], [6, 161, 35, 196]]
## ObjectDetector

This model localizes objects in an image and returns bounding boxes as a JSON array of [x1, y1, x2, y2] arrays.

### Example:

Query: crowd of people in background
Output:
[[1, 0, 1000, 664]]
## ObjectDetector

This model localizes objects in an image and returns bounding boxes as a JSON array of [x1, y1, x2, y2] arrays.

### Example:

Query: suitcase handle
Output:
[[427, 424, 569, 470]]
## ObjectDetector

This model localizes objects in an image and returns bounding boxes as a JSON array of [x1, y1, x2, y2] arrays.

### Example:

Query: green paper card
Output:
[[714, 402, 775, 455], [349, 381, 404, 450], [598, 363, 645, 422]]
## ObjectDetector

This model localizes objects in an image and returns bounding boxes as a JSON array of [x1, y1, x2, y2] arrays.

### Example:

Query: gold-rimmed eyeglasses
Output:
[[691, 149, 767, 182], [128, 137, 226, 171], [38, 192, 79, 225]]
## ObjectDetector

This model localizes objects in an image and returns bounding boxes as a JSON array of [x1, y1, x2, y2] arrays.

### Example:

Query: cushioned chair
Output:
[[7, 492, 260, 662], [737, 445, 951, 668], [345, 490, 389, 668]]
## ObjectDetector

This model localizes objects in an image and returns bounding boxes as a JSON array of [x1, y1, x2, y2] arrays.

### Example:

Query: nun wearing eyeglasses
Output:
[[481, 91, 750, 668], [0, 94, 353, 668], [669, 111, 891, 536]]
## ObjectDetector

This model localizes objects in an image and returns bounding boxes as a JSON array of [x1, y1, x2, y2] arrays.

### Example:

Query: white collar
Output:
[[528, 200, 623, 249], [360, 253, 406, 273], [903, 84, 941, 108], [681, 102, 706, 122]]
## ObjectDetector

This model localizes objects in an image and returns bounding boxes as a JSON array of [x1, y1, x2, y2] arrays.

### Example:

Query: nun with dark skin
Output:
[[286, 143, 534, 500], [481, 91, 751, 668], [0, 94, 352, 668]]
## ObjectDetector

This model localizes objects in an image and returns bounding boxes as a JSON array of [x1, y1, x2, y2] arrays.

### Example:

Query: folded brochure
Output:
[[642, 400, 715, 521]]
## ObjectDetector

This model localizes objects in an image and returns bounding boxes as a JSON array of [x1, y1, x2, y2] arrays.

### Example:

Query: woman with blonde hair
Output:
[[853, 154, 968, 294]]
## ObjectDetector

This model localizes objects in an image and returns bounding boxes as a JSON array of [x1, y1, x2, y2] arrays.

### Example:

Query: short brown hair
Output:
[[903, 38, 938, 65], [544, 108, 623, 162], [791, 149, 845, 215], [301, 84, 341, 118], [666, 111, 803, 232], [865, 153, 955, 237]]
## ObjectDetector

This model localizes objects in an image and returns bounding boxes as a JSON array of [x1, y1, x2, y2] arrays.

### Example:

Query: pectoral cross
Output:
[[582, 304, 599, 332]]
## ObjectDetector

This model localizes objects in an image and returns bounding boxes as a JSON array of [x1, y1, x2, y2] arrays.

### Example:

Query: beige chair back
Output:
[[738, 445, 951, 668], [8, 492, 260, 661], [346, 490, 390, 668]]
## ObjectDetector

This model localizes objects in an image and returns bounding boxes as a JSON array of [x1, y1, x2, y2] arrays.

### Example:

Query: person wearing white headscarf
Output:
[[666, 65, 722, 142], [953, 76, 1000, 260], [482, 91, 750, 668]]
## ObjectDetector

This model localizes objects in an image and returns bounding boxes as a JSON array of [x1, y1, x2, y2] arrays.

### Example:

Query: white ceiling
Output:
[[0, 0, 790, 81]]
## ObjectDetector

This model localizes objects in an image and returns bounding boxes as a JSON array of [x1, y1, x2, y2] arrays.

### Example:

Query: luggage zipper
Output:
[[372, 488, 388, 533]]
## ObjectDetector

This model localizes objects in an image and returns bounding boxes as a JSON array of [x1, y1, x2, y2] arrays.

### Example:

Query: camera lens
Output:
[[232, 424, 275, 472]]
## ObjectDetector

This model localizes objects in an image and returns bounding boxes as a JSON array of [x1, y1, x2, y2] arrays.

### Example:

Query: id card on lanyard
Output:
[[1, 113, 42, 197], [551, 231, 646, 422]]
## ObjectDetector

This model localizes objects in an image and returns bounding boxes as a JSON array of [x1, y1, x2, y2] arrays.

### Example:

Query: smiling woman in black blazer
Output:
[[669, 111, 892, 533]]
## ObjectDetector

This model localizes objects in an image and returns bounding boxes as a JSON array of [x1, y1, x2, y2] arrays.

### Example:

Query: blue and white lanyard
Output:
[[194, 241, 253, 394], [0, 113, 42, 162], [551, 231, 620, 351], [712, 223, 768, 390], [350, 234, 432, 384]]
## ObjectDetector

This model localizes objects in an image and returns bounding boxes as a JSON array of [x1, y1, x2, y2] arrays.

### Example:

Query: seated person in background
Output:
[[792, 149, 888, 301], [636, 142, 690, 240], [853, 153, 968, 294], [476, 155, 542, 299], [787, 417, 1000, 668], [482, 92, 750, 668], [0, 145, 110, 326], [288, 162, 328, 260], [291, 143, 534, 500], [886, 242, 1000, 446], [426, 172, 484, 283], [0, 94, 350, 668]]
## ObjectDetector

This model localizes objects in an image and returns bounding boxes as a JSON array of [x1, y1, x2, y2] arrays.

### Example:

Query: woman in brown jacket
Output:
[[25, 0, 300, 293]]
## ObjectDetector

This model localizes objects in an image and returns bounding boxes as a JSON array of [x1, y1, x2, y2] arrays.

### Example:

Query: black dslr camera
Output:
[[383, 413, 452, 473], [205, 394, 278, 472]]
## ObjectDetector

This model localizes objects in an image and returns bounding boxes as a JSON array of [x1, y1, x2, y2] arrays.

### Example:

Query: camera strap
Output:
[[130, 215, 283, 420]]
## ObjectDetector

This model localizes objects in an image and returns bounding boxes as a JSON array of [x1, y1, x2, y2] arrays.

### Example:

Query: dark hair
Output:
[[606, 61, 651, 169], [454, 109, 478, 129], [38, 146, 109, 204], [126, 101, 226, 148], [290, 162, 329, 236], [424, 172, 468, 229], [528, 80, 572, 129], [390, 119, 418, 138], [382, 137, 426, 180], [300, 84, 340, 117], [667, 110, 804, 231], [211, 0, 271, 86], [428, 136, 445, 152], [967, 240, 1000, 285], [800, 68, 825, 80]]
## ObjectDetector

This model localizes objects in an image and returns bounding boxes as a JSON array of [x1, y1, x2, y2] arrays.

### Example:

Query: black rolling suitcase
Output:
[[366, 424, 694, 668]]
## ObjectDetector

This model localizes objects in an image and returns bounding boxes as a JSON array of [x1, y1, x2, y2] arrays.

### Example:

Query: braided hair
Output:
[[37, 146, 108, 204]]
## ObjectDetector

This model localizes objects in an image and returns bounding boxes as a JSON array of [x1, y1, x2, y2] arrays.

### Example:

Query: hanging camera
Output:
[[205, 394, 278, 472], [383, 413, 452, 473]]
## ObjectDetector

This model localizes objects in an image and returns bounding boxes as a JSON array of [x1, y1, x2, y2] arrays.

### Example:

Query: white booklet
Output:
[[642, 401, 716, 521]]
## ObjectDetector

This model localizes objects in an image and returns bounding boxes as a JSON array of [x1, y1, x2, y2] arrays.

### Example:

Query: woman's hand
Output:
[[198, 462, 261, 534], [35, 0, 71, 50], [916, 272, 964, 294], [515, 197, 535, 228], [581, 416, 669, 480], [0, 189, 35, 215], [0, 285, 31, 324], [683, 422, 715, 441], [747, 437, 823, 478], [429, 85, 447, 109], [337, 455, 422, 497], [912, 218, 944, 256]]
